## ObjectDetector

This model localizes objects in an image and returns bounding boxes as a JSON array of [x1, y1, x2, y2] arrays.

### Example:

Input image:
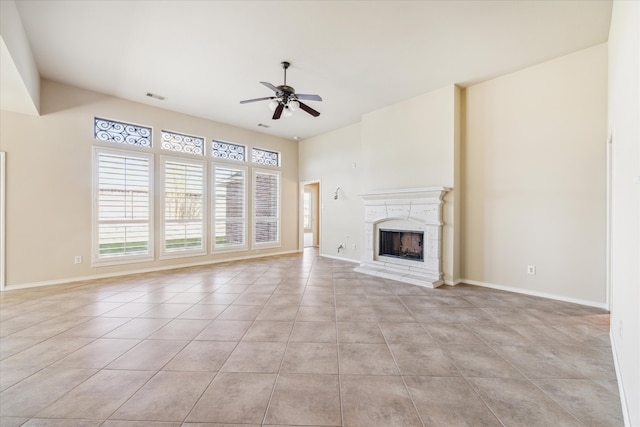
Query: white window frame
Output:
[[212, 163, 248, 253], [92, 147, 154, 266], [252, 168, 281, 249], [160, 156, 207, 259], [0, 152, 5, 291]]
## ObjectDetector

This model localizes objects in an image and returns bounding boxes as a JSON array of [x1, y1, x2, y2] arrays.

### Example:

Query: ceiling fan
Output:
[[240, 61, 322, 120]]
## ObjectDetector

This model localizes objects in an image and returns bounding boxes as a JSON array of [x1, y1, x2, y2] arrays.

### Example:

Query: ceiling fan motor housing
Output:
[[277, 85, 296, 101]]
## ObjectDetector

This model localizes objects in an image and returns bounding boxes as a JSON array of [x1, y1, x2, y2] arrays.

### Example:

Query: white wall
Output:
[[360, 85, 457, 192], [299, 86, 461, 282], [463, 44, 608, 306], [0, 80, 299, 288], [299, 123, 363, 261], [0, 0, 40, 115], [608, 1, 640, 424], [361, 85, 461, 283]]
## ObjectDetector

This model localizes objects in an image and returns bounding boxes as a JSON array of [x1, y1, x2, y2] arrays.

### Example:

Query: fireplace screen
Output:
[[379, 229, 424, 261]]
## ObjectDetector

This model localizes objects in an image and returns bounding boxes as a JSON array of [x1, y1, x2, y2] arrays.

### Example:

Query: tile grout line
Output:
[[381, 277, 440, 427]]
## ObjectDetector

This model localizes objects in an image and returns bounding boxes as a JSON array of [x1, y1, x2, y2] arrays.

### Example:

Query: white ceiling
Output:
[[5, 0, 612, 140]]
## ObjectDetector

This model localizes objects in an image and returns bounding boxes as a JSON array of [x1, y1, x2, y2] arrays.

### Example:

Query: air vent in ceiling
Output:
[[146, 92, 166, 101]]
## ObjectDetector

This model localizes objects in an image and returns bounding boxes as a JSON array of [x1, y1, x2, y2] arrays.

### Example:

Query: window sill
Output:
[[92, 255, 154, 267]]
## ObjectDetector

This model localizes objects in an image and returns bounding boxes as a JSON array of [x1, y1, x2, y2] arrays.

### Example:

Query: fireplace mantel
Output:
[[355, 187, 450, 288], [358, 186, 449, 202]]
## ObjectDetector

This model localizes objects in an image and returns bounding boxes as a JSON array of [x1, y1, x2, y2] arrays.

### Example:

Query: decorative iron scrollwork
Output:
[[94, 117, 152, 147], [212, 141, 246, 161], [252, 148, 279, 166], [161, 130, 204, 155]]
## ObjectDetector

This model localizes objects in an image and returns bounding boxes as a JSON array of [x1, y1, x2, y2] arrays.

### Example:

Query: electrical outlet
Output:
[[74, 256, 82, 264], [527, 265, 536, 275]]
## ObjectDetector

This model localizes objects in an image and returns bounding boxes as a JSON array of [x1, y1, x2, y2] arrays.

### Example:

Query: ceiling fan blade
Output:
[[298, 101, 321, 117], [261, 81, 280, 93], [295, 94, 322, 102], [272, 103, 284, 120], [240, 96, 274, 104]]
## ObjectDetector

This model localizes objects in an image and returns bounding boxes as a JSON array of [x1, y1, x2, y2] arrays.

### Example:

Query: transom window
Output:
[[252, 147, 280, 167], [161, 130, 205, 156], [94, 117, 152, 147], [212, 140, 246, 162]]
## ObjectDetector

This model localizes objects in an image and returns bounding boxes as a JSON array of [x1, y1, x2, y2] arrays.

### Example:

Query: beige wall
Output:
[[301, 52, 608, 304], [463, 44, 608, 305], [608, 1, 639, 424], [0, 80, 299, 288]]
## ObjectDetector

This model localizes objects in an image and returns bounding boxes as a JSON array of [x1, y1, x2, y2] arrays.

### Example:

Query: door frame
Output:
[[0, 152, 6, 291]]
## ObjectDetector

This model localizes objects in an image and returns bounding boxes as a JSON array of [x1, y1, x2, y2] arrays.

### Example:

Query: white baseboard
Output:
[[610, 330, 632, 427], [2, 250, 300, 292], [459, 278, 608, 309]]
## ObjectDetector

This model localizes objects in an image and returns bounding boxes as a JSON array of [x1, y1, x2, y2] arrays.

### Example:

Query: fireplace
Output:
[[379, 229, 424, 261], [355, 187, 450, 288]]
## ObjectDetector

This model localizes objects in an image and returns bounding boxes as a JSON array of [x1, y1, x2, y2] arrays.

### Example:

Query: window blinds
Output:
[[214, 165, 246, 248], [254, 170, 280, 245], [96, 150, 151, 258], [163, 159, 205, 253]]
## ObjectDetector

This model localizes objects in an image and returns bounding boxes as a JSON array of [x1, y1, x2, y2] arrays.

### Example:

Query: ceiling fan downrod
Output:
[[281, 61, 290, 86]]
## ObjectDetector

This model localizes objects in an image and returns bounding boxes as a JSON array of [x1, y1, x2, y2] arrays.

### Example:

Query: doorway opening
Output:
[[302, 182, 319, 248]]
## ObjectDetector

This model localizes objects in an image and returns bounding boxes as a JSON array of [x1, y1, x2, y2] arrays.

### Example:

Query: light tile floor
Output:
[[0, 249, 623, 426]]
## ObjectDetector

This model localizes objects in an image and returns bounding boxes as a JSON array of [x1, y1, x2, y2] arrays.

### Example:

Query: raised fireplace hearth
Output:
[[355, 187, 450, 288]]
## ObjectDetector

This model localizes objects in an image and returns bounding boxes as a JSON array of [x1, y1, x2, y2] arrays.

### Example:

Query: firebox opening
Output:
[[379, 229, 424, 262]]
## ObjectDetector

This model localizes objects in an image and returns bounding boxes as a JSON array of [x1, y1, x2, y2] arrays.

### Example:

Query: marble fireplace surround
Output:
[[354, 187, 450, 288]]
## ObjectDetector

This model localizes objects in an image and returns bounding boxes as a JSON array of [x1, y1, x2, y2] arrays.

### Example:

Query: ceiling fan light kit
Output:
[[240, 61, 322, 120]]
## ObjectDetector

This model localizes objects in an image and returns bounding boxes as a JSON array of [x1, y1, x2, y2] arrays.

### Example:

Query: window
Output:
[[162, 157, 206, 256], [161, 130, 204, 155], [252, 147, 280, 166], [92, 117, 285, 262], [93, 148, 153, 263], [94, 117, 152, 147], [213, 164, 247, 250], [212, 141, 246, 162], [253, 169, 280, 247]]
